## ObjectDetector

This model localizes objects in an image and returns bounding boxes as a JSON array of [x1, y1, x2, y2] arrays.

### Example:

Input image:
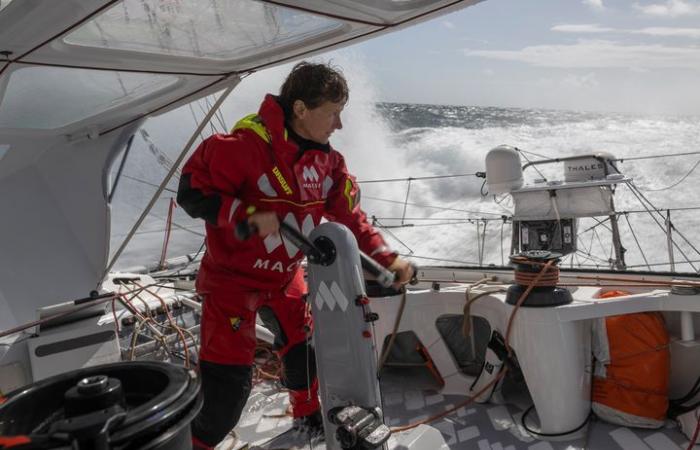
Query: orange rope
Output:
[[514, 267, 560, 287], [253, 341, 282, 385], [159, 198, 176, 270], [135, 282, 191, 368]]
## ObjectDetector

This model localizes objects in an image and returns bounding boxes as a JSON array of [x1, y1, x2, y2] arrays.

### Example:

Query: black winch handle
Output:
[[408, 263, 419, 285], [235, 221, 325, 263], [235, 220, 398, 288]]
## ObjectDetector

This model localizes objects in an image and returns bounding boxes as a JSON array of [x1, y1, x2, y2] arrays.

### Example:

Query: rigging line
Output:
[[573, 250, 608, 268], [116, 196, 204, 237], [479, 220, 488, 266], [363, 195, 504, 216], [380, 221, 487, 228], [577, 216, 611, 238], [669, 224, 700, 262], [371, 216, 506, 222], [197, 97, 219, 135], [621, 205, 700, 213], [625, 183, 698, 271], [204, 95, 228, 133], [517, 148, 552, 159], [358, 173, 479, 183], [122, 174, 177, 194], [170, 240, 206, 277], [100, 75, 237, 137], [113, 223, 204, 238], [492, 193, 514, 215], [515, 147, 548, 181], [637, 158, 700, 192], [104, 85, 235, 278], [591, 216, 613, 233], [398, 253, 481, 266], [139, 129, 182, 178], [475, 220, 481, 266], [625, 259, 700, 270], [372, 217, 414, 254], [623, 213, 651, 271], [586, 231, 596, 258], [575, 247, 611, 265], [628, 181, 700, 259], [108, 134, 135, 203], [500, 220, 505, 266], [613, 150, 700, 162], [630, 183, 700, 260], [560, 253, 572, 268], [592, 228, 609, 261], [187, 103, 206, 143]]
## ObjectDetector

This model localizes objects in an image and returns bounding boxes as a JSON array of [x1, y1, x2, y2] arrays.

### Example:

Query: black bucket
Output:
[[0, 361, 201, 449]]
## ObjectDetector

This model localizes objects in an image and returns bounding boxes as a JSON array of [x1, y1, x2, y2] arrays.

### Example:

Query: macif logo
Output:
[[313, 281, 349, 312], [303, 166, 319, 183], [252, 213, 315, 273]]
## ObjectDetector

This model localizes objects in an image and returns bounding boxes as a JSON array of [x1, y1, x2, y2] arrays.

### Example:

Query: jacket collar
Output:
[[258, 94, 331, 154]]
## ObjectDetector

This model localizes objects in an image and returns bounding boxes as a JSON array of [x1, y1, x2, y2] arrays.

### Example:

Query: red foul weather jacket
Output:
[[177, 94, 397, 294]]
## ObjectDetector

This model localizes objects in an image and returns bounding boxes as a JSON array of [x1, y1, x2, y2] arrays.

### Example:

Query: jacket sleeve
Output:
[[177, 134, 250, 229], [323, 154, 398, 268]]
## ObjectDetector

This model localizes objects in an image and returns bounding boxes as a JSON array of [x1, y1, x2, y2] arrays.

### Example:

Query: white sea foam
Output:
[[110, 54, 700, 272]]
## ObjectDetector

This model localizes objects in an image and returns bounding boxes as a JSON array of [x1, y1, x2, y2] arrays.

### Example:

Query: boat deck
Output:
[[226, 366, 690, 450]]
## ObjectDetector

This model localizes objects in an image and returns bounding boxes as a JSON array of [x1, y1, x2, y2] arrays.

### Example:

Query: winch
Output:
[[0, 361, 201, 449], [505, 250, 572, 307]]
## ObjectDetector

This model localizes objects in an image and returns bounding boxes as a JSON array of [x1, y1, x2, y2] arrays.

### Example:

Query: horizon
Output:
[[372, 99, 700, 119], [339, 0, 700, 116]]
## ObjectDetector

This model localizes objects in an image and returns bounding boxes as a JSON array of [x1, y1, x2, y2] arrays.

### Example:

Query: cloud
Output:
[[465, 39, 700, 70], [561, 73, 600, 88], [553, 23, 700, 39], [634, 0, 700, 17], [639, 26, 700, 38], [443, 20, 455, 30], [552, 24, 613, 33], [583, 0, 605, 10]]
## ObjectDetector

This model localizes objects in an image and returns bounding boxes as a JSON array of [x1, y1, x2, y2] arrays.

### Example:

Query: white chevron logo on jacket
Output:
[[263, 213, 315, 258]]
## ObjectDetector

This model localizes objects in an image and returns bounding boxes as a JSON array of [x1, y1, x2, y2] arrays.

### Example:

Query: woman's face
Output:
[[293, 100, 344, 144]]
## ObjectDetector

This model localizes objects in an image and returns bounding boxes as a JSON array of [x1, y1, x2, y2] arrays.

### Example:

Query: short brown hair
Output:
[[278, 61, 349, 114]]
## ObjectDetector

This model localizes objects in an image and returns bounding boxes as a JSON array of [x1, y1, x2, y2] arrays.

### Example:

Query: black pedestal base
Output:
[[505, 284, 573, 307]]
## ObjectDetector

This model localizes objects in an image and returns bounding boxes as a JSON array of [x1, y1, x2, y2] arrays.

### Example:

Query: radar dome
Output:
[[486, 145, 523, 194]]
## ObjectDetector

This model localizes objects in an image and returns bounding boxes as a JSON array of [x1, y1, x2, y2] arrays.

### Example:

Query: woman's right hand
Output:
[[248, 211, 279, 237]]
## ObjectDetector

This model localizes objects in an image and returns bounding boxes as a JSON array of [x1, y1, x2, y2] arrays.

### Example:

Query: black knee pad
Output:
[[282, 341, 317, 391], [258, 305, 288, 350], [192, 361, 253, 446]]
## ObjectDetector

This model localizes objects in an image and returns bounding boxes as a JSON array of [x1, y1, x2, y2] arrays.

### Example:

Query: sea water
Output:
[[110, 68, 700, 274]]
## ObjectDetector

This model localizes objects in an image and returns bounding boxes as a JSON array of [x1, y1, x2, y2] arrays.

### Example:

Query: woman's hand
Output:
[[248, 211, 280, 237]]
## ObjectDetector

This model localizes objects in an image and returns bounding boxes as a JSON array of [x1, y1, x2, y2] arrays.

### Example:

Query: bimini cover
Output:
[[512, 185, 613, 220]]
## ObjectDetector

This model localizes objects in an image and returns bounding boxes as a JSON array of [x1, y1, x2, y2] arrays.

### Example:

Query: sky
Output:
[[327, 0, 700, 115]]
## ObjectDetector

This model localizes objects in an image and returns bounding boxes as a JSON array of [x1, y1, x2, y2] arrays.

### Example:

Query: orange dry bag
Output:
[[591, 292, 670, 428]]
